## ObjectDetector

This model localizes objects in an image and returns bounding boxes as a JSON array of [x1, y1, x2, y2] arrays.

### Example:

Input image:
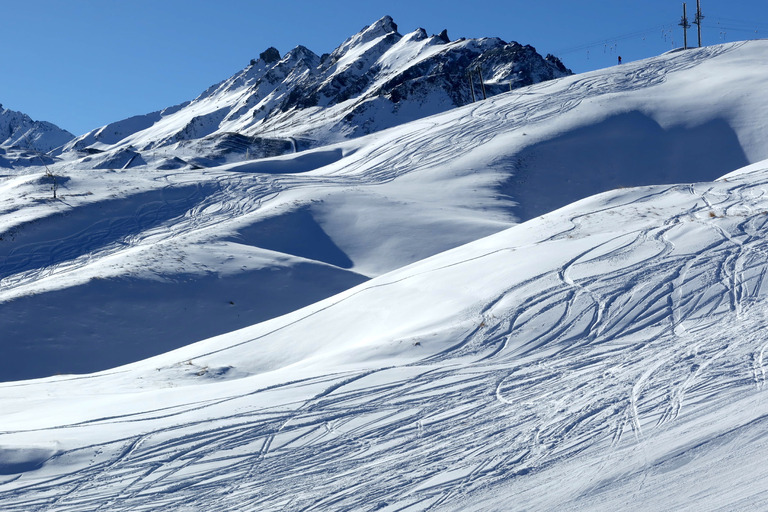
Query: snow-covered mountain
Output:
[[0, 105, 74, 167], [57, 16, 570, 169], [3, 41, 767, 383], [6, 156, 768, 511], [3, 34, 768, 511]]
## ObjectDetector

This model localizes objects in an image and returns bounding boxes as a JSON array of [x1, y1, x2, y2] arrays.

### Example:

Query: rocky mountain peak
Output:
[[58, 16, 573, 168], [0, 105, 74, 155], [545, 53, 571, 74], [411, 28, 429, 41], [366, 15, 399, 38], [283, 45, 320, 65], [330, 15, 402, 63], [259, 47, 281, 64]]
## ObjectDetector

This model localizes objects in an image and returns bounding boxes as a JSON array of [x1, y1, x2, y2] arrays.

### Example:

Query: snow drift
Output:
[[2, 36, 768, 511]]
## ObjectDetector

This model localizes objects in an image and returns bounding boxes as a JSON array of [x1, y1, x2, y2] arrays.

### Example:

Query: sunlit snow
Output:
[[2, 39, 768, 511]]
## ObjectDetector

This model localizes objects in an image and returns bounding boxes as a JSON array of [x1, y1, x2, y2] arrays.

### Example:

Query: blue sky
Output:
[[2, 0, 767, 136]]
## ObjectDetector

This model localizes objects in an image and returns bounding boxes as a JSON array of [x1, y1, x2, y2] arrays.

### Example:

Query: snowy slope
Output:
[[4, 155, 768, 510], [2, 39, 768, 510], [56, 16, 569, 168], [2, 41, 768, 382]]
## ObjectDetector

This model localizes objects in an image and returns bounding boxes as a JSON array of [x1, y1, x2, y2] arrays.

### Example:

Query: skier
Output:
[[618, 56, 622, 65]]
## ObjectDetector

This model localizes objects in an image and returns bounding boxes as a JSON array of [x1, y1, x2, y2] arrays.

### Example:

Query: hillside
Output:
[[1, 38, 768, 511], [2, 41, 767, 382], [5, 156, 768, 510]]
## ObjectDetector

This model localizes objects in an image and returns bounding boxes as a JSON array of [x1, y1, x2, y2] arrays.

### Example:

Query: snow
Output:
[[51, 15, 567, 165], [2, 38, 768, 510], [0, 106, 74, 156]]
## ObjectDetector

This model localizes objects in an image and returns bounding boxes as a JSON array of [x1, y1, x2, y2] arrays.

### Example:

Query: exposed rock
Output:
[[61, 16, 572, 167], [260, 47, 281, 64]]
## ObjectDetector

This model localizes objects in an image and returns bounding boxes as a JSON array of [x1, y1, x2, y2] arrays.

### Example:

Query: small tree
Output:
[[23, 133, 57, 199]]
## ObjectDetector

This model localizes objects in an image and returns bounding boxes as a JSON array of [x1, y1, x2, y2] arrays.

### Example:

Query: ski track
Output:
[[0, 43, 743, 296], [1, 43, 766, 510], [4, 162, 768, 510]]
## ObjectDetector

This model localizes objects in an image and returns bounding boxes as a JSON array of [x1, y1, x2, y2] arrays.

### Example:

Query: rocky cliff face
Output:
[[60, 16, 571, 168], [264, 18, 570, 138]]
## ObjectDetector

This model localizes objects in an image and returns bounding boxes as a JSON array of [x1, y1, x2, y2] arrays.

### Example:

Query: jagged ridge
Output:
[[0, 105, 74, 167], [58, 15, 571, 168]]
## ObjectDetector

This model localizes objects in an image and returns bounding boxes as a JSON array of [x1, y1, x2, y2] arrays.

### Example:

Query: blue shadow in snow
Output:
[[0, 184, 217, 280], [500, 113, 750, 221], [0, 264, 368, 381], [229, 206, 354, 269]]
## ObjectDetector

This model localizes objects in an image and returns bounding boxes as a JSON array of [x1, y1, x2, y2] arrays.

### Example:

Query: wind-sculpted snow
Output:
[[3, 40, 768, 510], [4, 159, 768, 510], [2, 41, 768, 381]]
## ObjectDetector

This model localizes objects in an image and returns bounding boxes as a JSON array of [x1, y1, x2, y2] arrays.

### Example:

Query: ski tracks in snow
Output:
[[4, 179, 768, 510], [0, 43, 748, 301], [1, 42, 767, 511]]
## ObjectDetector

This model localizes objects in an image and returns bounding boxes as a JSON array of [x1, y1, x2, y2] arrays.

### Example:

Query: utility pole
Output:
[[693, 0, 704, 47], [468, 71, 476, 103], [477, 67, 487, 100], [679, 2, 691, 50]]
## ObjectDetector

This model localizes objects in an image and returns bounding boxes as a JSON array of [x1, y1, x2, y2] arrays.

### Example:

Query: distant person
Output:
[[618, 56, 622, 65]]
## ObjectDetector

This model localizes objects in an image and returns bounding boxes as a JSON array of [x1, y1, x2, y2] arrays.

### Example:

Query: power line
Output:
[[703, 15, 768, 39], [555, 24, 676, 55], [542, 5, 767, 66], [709, 16, 768, 29], [704, 24, 768, 34]]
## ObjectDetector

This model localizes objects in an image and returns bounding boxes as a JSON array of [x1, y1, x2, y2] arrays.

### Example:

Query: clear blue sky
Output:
[[2, 0, 767, 136]]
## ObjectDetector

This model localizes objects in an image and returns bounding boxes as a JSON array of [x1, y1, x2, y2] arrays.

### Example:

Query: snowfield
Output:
[[2, 39, 768, 510]]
